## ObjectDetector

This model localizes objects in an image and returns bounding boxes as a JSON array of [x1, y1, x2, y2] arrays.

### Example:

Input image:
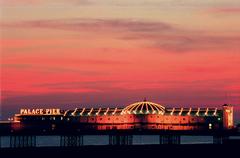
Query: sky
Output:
[[0, 0, 240, 123]]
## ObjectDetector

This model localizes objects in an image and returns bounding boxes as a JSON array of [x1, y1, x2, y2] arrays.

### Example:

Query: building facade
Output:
[[13, 101, 234, 131]]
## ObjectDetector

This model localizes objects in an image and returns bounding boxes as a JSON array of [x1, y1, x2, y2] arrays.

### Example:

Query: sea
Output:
[[0, 135, 219, 148]]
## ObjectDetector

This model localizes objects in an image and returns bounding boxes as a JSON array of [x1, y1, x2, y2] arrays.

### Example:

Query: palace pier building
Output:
[[12, 100, 234, 132]]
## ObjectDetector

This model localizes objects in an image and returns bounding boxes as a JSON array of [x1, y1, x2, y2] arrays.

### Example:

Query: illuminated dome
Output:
[[122, 101, 165, 115]]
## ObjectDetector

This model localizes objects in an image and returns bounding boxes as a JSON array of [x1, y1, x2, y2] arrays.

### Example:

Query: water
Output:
[[0, 135, 217, 148], [181, 136, 213, 144]]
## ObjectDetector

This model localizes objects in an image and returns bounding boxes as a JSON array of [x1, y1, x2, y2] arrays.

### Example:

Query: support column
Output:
[[109, 135, 119, 145], [159, 135, 169, 144], [10, 135, 36, 148], [213, 135, 229, 144], [109, 135, 112, 145], [173, 135, 180, 144], [159, 135, 163, 144], [60, 135, 83, 147], [127, 135, 133, 145], [159, 135, 180, 144], [109, 135, 133, 145], [213, 135, 222, 144]]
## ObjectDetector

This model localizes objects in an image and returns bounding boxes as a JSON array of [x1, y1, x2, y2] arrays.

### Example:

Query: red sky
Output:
[[1, 0, 240, 122]]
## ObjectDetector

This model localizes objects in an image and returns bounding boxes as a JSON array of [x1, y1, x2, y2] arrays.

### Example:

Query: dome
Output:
[[121, 101, 165, 115]]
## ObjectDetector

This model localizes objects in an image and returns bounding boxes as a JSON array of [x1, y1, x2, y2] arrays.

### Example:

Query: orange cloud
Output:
[[208, 7, 240, 13]]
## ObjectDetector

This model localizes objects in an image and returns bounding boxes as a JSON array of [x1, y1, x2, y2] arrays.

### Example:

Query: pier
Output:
[[1, 123, 239, 148]]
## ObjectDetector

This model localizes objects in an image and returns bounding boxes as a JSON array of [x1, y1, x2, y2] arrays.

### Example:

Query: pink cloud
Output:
[[0, 0, 91, 6], [1, 18, 240, 121], [2, 18, 240, 53], [209, 7, 240, 13]]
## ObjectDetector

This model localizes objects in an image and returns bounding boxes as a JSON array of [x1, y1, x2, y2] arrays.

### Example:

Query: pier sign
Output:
[[20, 109, 61, 115]]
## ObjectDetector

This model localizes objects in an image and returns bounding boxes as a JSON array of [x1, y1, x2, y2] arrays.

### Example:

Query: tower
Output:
[[222, 104, 234, 129]]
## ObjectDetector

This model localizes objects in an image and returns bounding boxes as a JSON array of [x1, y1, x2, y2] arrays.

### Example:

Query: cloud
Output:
[[34, 81, 118, 91], [150, 34, 240, 52], [1, 18, 173, 33], [208, 7, 240, 13], [0, 0, 91, 6], [1, 63, 99, 75], [2, 0, 239, 8], [3, 18, 240, 52]]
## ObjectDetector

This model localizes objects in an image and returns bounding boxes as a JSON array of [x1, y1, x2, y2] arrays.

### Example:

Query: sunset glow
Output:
[[1, 0, 240, 122]]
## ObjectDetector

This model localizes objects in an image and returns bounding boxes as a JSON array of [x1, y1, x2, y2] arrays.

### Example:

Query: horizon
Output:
[[1, 1, 240, 123]]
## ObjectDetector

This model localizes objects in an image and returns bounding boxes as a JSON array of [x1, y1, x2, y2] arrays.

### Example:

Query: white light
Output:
[[209, 123, 212, 129], [88, 108, 93, 116], [187, 108, 192, 115], [213, 108, 217, 116], [71, 108, 78, 116], [179, 108, 183, 115], [196, 108, 200, 116], [104, 108, 109, 115], [170, 108, 175, 115], [96, 107, 101, 116], [205, 108, 209, 116], [112, 108, 117, 115], [80, 108, 85, 116]]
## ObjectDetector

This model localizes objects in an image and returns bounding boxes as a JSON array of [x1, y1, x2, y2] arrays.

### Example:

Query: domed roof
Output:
[[121, 101, 165, 115]]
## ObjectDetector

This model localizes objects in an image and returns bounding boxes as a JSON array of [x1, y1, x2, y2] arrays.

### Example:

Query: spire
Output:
[[143, 97, 147, 102]]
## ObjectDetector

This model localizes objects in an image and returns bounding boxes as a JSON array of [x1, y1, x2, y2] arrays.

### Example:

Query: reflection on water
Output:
[[37, 136, 60, 147], [181, 136, 213, 144], [0, 135, 218, 148]]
